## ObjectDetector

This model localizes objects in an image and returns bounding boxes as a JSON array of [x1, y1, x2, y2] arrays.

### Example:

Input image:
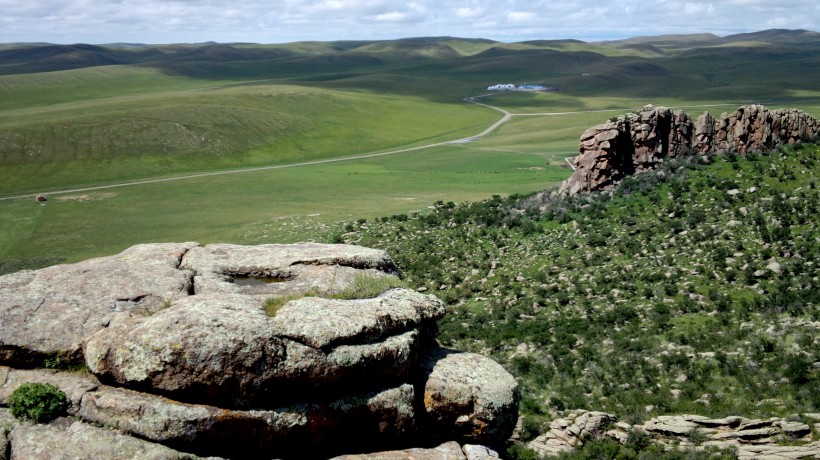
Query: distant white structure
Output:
[[486, 83, 556, 92], [518, 84, 547, 91]]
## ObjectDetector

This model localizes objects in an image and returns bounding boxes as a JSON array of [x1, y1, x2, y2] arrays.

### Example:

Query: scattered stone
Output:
[[527, 410, 616, 457], [528, 410, 820, 458]]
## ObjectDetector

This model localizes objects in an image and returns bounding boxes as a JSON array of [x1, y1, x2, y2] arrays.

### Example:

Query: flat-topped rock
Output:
[[180, 242, 400, 298], [9, 419, 208, 460], [0, 243, 519, 458], [0, 242, 198, 367], [271, 289, 444, 349]]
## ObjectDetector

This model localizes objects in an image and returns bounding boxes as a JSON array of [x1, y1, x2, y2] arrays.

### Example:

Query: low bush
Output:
[[8, 382, 68, 423]]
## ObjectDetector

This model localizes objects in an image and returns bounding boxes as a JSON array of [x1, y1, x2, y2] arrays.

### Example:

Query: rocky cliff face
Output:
[[527, 410, 820, 459], [0, 243, 519, 459], [560, 104, 820, 195]]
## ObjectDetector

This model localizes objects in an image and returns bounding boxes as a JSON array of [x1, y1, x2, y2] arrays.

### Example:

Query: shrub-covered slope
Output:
[[340, 144, 819, 448]]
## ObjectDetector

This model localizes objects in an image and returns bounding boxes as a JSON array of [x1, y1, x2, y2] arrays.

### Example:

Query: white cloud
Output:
[[682, 2, 714, 15], [506, 11, 536, 23], [455, 7, 483, 18], [0, 0, 816, 44]]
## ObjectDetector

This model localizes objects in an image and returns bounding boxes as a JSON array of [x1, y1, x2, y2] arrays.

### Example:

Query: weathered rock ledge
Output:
[[560, 104, 820, 195], [528, 409, 820, 459], [0, 243, 519, 459]]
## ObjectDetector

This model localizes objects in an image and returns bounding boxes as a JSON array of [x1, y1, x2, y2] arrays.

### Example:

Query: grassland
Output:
[[342, 144, 819, 458], [1, 31, 819, 270]]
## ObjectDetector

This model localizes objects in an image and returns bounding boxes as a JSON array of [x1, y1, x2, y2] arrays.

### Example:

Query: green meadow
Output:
[[1, 33, 819, 268]]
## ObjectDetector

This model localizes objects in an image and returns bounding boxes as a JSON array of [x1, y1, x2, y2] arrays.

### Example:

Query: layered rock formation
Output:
[[528, 410, 820, 459], [560, 104, 820, 195], [0, 243, 519, 459]]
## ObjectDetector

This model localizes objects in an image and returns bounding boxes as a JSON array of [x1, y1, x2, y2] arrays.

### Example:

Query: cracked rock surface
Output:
[[0, 242, 518, 459]]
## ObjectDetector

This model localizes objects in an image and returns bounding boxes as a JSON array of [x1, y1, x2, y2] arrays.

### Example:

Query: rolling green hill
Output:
[[343, 143, 820, 459], [0, 30, 819, 266]]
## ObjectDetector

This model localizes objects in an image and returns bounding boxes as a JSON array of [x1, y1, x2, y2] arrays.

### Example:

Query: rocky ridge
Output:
[[0, 243, 519, 459], [527, 409, 820, 459], [560, 104, 820, 195]]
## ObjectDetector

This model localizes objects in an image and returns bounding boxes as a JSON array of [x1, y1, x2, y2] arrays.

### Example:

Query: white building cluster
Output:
[[487, 83, 550, 91], [487, 83, 516, 91]]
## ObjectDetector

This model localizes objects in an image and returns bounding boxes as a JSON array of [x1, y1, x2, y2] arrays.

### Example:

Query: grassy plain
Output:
[[1, 33, 819, 268], [0, 144, 566, 265]]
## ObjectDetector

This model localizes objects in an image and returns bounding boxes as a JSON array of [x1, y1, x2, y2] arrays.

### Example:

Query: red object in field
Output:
[[35, 195, 47, 203]]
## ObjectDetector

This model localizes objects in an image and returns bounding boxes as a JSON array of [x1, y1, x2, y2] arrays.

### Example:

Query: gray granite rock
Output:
[[78, 383, 417, 458], [329, 441, 466, 460], [8, 419, 205, 460], [0, 367, 99, 416], [0, 243, 198, 367], [179, 242, 400, 298], [422, 349, 519, 444]]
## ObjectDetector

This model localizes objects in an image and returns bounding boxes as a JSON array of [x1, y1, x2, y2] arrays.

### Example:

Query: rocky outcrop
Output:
[[329, 442, 500, 460], [0, 242, 198, 367], [527, 410, 820, 459], [527, 410, 616, 457], [560, 104, 820, 195], [9, 419, 204, 460], [0, 243, 518, 459]]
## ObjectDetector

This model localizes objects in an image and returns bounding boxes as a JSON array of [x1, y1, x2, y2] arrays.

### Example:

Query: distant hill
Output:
[[1, 29, 818, 77], [720, 28, 820, 44]]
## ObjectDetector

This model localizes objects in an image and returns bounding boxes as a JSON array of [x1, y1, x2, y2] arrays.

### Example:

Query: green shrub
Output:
[[8, 382, 68, 423], [332, 274, 408, 300], [264, 294, 313, 317]]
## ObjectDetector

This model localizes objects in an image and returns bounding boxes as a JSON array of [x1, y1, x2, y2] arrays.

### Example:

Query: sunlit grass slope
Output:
[[0, 68, 497, 195], [0, 144, 568, 266]]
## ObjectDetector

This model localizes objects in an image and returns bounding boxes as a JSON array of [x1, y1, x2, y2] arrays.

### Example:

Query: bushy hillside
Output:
[[338, 144, 819, 455]]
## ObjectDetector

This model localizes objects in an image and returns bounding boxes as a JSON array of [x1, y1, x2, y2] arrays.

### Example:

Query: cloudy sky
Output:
[[1, 0, 818, 44]]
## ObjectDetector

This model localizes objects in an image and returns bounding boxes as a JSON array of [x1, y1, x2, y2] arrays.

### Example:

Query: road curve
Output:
[[0, 99, 790, 202]]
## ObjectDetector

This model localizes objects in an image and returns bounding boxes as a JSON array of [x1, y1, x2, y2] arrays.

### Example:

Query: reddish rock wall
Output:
[[561, 104, 820, 195]]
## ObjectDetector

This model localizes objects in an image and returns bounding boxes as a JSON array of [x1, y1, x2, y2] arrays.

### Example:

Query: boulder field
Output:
[[560, 104, 820, 195], [0, 243, 519, 459]]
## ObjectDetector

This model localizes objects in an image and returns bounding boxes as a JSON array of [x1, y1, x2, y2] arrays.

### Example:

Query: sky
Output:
[[1, 0, 818, 45]]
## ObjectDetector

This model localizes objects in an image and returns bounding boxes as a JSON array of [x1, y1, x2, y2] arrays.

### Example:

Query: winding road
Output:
[[0, 99, 762, 202]]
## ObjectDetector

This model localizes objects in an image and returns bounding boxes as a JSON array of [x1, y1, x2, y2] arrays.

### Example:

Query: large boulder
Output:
[[180, 242, 400, 298], [0, 243, 518, 458], [84, 290, 443, 407], [8, 420, 205, 460], [421, 349, 519, 444], [330, 441, 467, 460], [0, 242, 198, 367], [78, 383, 417, 458]]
